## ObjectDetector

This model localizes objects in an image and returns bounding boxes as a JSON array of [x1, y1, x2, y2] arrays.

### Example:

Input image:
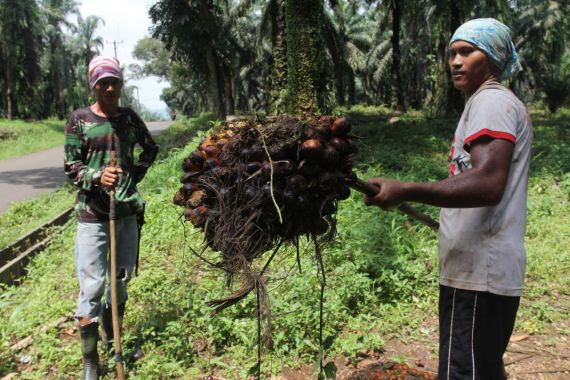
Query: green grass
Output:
[[0, 184, 75, 250], [0, 106, 568, 379], [0, 119, 65, 161]]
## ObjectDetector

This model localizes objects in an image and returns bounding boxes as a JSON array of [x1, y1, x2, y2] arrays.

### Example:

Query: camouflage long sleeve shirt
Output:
[[64, 106, 158, 222]]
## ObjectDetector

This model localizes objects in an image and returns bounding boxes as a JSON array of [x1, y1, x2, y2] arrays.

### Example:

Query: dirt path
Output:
[[0, 121, 171, 214], [335, 320, 570, 380], [271, 316, 569, 380]]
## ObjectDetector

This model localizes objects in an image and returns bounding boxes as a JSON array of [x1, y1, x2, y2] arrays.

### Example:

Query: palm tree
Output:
[[63, 14, 105, 109], [40, 0, 79, 118], [0, 0, 44, 119], [285, 0, 326, 114], [75, 15, 105, 67], [515, 0, 570, 112], [150, 0, 238, 119]]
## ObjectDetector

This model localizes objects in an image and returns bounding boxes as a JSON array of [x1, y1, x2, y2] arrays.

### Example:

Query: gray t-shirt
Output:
[[438, 83, 533, 297]]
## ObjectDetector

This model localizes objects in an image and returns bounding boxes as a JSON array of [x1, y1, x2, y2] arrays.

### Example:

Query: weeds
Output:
[[0, 107, 568, 378]]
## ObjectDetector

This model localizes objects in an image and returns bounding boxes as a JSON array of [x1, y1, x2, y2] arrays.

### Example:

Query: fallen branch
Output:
[[518, 369, 570, 375], [504, 354, 533, 366]]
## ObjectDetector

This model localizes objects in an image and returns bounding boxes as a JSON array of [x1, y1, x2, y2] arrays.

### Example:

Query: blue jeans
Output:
[[75, 215, 138, 321]]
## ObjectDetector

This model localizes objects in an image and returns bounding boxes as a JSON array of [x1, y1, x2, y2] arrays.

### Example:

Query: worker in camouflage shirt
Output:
[[64, 55, 158, 379]]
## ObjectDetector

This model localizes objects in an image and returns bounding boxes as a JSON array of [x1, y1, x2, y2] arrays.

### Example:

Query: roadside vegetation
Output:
[[0, 107, 569, 379], [0, 184, 75, 250], [0, 119, 65, 161]]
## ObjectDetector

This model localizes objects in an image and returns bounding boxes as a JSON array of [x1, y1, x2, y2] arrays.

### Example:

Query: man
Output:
[[364, 19, 532, 379], [64, 55, 158, 379]]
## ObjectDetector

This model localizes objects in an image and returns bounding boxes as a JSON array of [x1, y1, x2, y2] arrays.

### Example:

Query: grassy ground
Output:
[[0, 184, 75, 250], [0, 107, 568, 379], [0, 119, 65, 161]]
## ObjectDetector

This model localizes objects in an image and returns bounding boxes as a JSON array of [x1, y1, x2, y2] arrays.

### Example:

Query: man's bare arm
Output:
[[364, 137, 514, 209]]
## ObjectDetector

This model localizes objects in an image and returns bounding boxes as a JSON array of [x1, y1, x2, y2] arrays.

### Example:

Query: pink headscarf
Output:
[[88, 55, 122, 88]]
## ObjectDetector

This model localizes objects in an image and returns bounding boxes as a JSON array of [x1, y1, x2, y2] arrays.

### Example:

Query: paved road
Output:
[[0, 121, 172, 214]]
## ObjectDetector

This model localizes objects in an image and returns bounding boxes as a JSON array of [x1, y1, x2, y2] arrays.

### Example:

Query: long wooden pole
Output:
[[109, 151, 126, 379], [349, 177, 440, 231]]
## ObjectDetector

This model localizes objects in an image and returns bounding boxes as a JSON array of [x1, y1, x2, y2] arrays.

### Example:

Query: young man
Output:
[[64, 55, 158, 379], [363, 19, 532, 379]]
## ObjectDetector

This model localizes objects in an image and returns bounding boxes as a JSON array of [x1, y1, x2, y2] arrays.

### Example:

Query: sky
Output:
[[77, 0, 169, 113]]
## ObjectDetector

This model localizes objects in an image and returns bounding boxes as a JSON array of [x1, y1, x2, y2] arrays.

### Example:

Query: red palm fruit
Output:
[[189, 206, 208, 227], [189, 190, 207, 207], [216, 139, 228, 149], [203, 157, 220, 171], [315, 125, 332, 140], [182, 158, 200, 172], [287, 174, 307, 192], [173, 190, 186, 206], [205, 145, 221, 158], [190, 151, 205, 166], [318, 172, 339, 193], [328, 137, 348, 154], [299, 139, 323, 160], [331, 116, 351, 136], [299, 162, 320, 179], [321, 145, 340, 168]]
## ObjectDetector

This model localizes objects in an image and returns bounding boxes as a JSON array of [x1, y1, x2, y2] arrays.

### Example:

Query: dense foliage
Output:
[[1, 108, 569, 378], [0, 0, 157, 120], [135, 0, 570, 118]]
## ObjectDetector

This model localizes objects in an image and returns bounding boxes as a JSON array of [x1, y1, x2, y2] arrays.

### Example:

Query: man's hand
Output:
[[100, 166, 123, 189], [363, 177, 408, 210]]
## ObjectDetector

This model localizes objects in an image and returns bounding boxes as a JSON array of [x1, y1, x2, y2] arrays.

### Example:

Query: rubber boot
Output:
[[79, 322, 100, 380], [100, 302, 125, 352]]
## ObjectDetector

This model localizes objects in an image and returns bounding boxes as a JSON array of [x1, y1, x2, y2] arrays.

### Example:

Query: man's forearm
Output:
[[405, 168, 506, 208]]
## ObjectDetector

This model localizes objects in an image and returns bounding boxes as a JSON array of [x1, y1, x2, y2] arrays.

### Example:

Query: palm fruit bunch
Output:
[[173, 115, 358, 272]]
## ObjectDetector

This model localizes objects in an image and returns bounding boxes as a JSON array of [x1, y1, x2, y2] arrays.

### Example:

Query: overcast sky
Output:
[[78, 0, 169, 112]]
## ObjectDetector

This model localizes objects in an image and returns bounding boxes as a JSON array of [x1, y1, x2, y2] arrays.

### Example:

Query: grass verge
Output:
[[0, 107, 568, 379], [0, 184, 75, 250], [0, 119, 65, 161]]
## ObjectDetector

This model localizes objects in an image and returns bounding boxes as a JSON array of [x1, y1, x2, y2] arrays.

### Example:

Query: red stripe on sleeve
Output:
[[463, 129, 515, 151]]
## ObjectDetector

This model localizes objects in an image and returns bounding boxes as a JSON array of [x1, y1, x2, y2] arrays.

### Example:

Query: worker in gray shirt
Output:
[[364, 18, 532, 379]]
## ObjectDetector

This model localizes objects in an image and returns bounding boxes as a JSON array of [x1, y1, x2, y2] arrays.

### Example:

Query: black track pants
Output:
[[438, 285, 520, 380]]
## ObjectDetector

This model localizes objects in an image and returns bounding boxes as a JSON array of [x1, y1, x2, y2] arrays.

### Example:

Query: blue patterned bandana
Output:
[[450, 18, 522, 81]]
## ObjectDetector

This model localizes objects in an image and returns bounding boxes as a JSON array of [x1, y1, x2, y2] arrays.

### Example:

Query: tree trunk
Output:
[[348, 70, 356, 106], [269, 0, 288, 114], [330, 0, 346, 106], [285, 0, 324, 115], [1, 46, 14, 119], [390, 0, 406, 112], [445, 0, 463, 114], [206, 46, 226, 120]]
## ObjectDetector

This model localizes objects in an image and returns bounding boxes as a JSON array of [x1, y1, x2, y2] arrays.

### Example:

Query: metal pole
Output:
[[109, 151, 126, 380]]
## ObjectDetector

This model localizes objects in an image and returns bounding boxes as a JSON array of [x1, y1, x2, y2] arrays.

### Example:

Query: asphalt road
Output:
[[0, 121, 172, 214]]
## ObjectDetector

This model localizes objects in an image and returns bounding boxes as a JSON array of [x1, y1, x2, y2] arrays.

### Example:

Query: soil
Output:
[[6, 309, 568, 380], [272, 317, 570, 380]]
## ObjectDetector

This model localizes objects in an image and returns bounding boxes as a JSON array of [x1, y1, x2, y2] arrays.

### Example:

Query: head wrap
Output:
[[88, 55, 122, 88], [450, 18, 522, 81]]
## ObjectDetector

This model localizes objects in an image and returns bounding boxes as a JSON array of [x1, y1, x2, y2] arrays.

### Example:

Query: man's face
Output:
[[93, 77, 122, 107], [448, 40, 498, 96]]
